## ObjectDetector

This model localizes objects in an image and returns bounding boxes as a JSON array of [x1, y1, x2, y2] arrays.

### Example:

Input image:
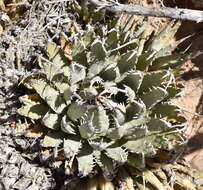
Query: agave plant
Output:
[[18, 14, 198, 189]]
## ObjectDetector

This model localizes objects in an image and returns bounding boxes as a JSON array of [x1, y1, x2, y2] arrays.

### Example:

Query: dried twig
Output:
[[88, 0, 203, 22]]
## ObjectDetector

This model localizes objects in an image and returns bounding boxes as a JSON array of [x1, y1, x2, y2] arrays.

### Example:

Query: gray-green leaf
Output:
[[30, 79, 66, 113], [67, 102, 87, 121], [42, 111, 60, 130], [106, 147, 128, 163], [42, 132, 63, 147], [90, 39, 107, 61], [64, 138, 82, 159], [70, 63, 86, 84], [61, 115, 76, 134], [141, 87, 168, 109], [77, 153, 94, 176]]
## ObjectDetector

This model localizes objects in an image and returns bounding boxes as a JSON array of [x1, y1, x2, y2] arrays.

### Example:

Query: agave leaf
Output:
[[39, 52, 70, 81], [89, 138, 114, 151], [73, 51, 88, 66], [108, 117, 148, 140], [79, 106, 108, 139], [148, 21, 181, 53], [18, 103, 48, 120], [124, 85, 135, 102], [122, 123, 148, 139], [120, 71, 143, 93], [117, 51, 137, 73], [88, 55, 117, 79], [151, 103, 186, 123], [38, 59, 60, 81], [139, 71, 168, 93], [47, 42, 68, 67], [61, 115, 76, 134], [52, 73, 70, 93], [126, 101, 145, 121], [72, 40, 85, 58], [77, 151, 94, 176], [80, 86, 98, 100], [107, 124, 124, 140], [87, 61, 107, 79], [90, 39, 107, 61], [63, 84, 78, 105], [152, 103, 180, 118], [165, 84, 182, 100], [141, 87, 168, 109], [92, 105, 109, 137], [113, 103, 126, 125], [105, 147, 128, 163], [72, 30, 94, 66], [19, 94, 41, 104], [29, 79, 66, 113], [136, 21, 153, 57], [134, 17, 149, 35], [83, 29, 95, 48], [100, 64, 119, 81], [136, 51, 154, 71], [122, 113, 149, 129], [147, 118, 171, 133], [67, 102, 87, 121], [70, 63, 86, 84], [123, 135, 156, 155], [106, 29, 118, 49], [64, 138, 82, 159], [42, 111, 60, 130], [107, 115, 125, 140], [98, 153, 117, 180], [42, 131, 63, 147], [79, 111, 95, 139], [124, 126, 181, 155], [127, 153, 145, 169], [150, 53, 186, 71], [155, 51, 202, 70], [18, 94, 48, 120], [102, 81, 120, 95], [79, 106, 109, 139]]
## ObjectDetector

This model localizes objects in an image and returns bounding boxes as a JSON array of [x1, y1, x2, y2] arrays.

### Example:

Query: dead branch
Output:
[[88, 0, 203, 22]]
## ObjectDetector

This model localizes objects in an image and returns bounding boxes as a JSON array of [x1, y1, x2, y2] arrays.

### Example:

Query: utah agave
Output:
[[18, 14, 197, 189]]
